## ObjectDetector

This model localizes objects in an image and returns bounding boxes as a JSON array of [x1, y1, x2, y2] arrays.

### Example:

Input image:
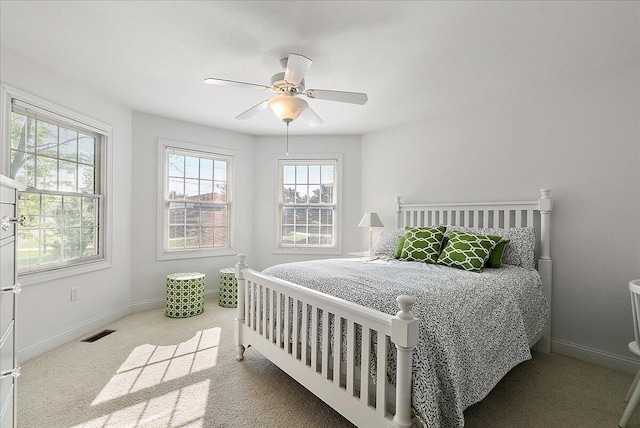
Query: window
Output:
[[9, 100, 106, 275], [159, 140, 233, 259], [277, 157, 340, 253]]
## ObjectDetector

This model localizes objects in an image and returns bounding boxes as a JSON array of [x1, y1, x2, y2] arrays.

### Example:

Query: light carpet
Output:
[[17, 300, 640, 427]]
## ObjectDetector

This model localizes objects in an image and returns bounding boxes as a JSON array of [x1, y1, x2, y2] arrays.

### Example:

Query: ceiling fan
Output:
[[204, 53, 368, 127]]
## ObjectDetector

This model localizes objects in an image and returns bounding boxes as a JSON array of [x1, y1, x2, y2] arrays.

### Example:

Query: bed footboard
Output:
[[233, 254, 420, 428]]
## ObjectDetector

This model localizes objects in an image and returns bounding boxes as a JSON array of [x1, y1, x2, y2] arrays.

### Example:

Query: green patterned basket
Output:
[[166, 272, 205, 318], [219, 267, 238, 308]]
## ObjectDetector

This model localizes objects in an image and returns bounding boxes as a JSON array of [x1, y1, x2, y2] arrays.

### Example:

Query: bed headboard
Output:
[[395, 189, 553, 353]]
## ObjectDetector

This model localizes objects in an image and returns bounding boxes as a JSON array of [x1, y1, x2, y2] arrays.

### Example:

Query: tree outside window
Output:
[[9, 106, 102, 274], [279, 160, 337, 248]]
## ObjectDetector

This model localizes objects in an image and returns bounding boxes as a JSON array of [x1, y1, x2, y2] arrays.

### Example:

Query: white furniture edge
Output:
[[1, 174, 25, 428], [234, 190, 552, 427]]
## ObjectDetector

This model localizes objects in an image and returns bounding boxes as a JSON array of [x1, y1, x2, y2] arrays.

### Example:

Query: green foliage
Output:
[[10, 110, 99, 272], [283, 183, 333, 204]]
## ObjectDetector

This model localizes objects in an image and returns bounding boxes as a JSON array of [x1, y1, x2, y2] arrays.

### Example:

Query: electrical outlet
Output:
[[71, 287, 78, 301]]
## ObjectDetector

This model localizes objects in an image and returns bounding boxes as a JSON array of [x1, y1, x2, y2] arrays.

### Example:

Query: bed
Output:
[[233, 190, 552, 427]]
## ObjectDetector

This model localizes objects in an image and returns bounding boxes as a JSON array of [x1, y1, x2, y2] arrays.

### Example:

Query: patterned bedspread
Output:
[[262, 257, 548, 427]]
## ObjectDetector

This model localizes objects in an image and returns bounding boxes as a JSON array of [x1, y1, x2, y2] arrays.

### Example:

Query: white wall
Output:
[[130, 119, 362, 303], [0, 46, 133, 361], [130, 112, 254, 308], [251, 135, 362, 270], [361, 60, 640, 371]]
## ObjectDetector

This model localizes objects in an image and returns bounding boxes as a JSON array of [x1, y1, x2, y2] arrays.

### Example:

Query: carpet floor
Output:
[[17, 300, 640, 427]]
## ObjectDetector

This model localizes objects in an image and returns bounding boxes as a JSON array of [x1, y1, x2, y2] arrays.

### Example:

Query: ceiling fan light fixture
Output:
[[267, 95, 308, 122], [205, 53, 367, 126]]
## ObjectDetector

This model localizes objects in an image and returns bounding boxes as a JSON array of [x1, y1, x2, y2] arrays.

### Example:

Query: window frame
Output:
[[273, 153, 342, 255], [0, 83, 113, 285], [157, 138, 236, 260]]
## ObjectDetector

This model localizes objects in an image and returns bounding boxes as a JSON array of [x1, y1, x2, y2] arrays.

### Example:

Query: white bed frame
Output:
[[234, 190, 552, 428]]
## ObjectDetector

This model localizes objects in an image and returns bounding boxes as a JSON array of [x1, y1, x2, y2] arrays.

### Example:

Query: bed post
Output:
[[395, 196, 402, 229], [391, 295, 419, 428], [235, 254, 248, 361], [536, 189, 552, 354]]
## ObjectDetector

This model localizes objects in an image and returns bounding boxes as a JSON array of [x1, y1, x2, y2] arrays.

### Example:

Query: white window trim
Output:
[[0, 83, 113, 286], [156, 138, 237, 261], [273, 152, 343, 256]]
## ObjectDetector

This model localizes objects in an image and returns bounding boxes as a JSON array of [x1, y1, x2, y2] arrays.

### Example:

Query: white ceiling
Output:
[[0, 1, 637, 136]]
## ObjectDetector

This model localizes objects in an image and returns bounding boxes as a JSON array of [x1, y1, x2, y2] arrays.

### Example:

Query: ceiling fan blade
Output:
[[304, 89, 368, 105], [283, 53, 312, 85], [204, 77, 271, 91], [235, 100, 269, 120], [301, 106, 323, 127]]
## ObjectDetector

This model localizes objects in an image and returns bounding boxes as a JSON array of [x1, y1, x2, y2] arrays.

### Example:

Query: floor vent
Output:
[[82, 330, 116, 343]]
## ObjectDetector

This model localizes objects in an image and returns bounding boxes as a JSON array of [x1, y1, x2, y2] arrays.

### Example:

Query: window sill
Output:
[[18, 259, 112, 286], [273, 247, 342, 256], [157, 249, 237, 261]]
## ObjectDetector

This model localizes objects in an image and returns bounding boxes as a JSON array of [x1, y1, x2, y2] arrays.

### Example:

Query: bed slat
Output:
[[361, 327, 371, 404], [376, 335, 386, 417], [252, 282, 258, 330], [311, 306, 319, 371], [333, 315, 341, 385], [262, 285, 267, 337], [267, 288, 273, 342], [347, 321, 355, 395], [257, 283, 263, 333], [322, 309, 329, 378], [293, 299, 300, 359], [302, 303, 309, 365], [276, 291, 282, 347], [247, 282, 252, 329], [284, 295, 291, 354]]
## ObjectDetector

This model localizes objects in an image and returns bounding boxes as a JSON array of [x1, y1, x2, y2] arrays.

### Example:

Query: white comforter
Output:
[[263, 257, 548, 427]]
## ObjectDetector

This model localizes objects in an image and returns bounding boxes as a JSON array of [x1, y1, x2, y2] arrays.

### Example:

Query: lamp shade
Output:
[[358, 212, 384, 228], [267, 94, 308, 121]]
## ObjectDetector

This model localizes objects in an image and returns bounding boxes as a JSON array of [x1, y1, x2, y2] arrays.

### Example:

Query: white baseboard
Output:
[[129, 297, 165, 312], [18, 290, 220, 363], [18, 305, 132, 363], [552, 338, 640, 374]]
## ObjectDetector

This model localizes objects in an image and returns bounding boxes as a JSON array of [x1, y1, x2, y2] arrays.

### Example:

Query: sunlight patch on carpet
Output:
[[72, 379, 210, 428], [92, 328, 220, 406]]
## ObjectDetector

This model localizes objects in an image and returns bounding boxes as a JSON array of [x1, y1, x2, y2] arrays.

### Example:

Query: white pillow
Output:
[[445, 225, 536, 269]]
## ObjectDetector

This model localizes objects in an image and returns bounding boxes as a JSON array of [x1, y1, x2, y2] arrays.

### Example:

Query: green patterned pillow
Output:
[[438, 231, 502, 272], [394, 235, 406, 259], [399, 226, 446, 263], [486, 239, 509, 268]]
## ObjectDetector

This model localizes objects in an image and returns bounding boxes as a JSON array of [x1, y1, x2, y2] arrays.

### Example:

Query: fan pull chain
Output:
[[285, 119, 291, 155]]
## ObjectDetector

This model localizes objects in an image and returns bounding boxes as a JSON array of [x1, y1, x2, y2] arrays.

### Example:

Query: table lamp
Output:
[[358, 212, 384, 256]]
